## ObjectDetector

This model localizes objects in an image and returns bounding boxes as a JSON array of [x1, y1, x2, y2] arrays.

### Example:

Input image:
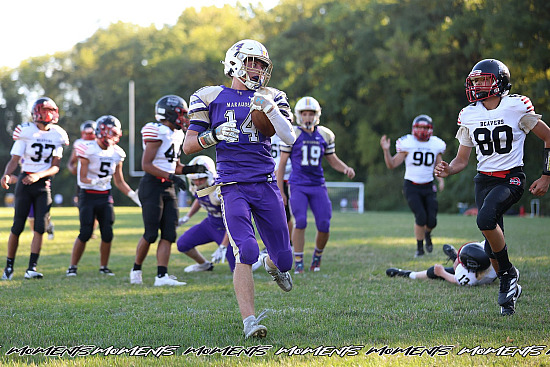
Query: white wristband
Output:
[[127, 190, 141, 207]]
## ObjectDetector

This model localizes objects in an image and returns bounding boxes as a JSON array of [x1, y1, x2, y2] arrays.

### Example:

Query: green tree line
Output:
[[0, 0, 549, 213]]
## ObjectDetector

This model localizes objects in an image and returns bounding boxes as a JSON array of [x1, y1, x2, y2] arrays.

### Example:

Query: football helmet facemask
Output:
[[186, 155, 216, 192], [458, 242, 491, 272], [32, 97, 59, 124], [155, 95, 189, 131], [80, 120, 97, 140], [222, 39, 272, 91], [465, 59, 511, 102], [95, 115, 122, 146], [411, 114, 433, 141], [294, 96, 322, 129]]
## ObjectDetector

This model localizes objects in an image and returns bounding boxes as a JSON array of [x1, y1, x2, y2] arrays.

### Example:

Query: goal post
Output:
[[128, 80, 145, 177], [325, 182, 364, 213]]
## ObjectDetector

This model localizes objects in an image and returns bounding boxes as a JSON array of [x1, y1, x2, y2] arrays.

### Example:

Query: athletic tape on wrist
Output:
[[198, 130, 218, 149]]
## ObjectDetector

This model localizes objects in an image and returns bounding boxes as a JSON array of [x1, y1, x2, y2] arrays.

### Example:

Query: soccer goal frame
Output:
[[325, 182, 365, 213]]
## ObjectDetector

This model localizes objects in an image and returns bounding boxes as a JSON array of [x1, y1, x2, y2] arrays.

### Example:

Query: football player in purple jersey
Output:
[[176, 155, 235, 273], [183, 39, 296, 338], [435, 59, 550, 316], [277, 96, 355, 274], [380, 115, 446, 258], [1, 97, 69, 280]]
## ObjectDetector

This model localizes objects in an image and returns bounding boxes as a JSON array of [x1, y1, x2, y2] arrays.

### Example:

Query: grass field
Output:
[[1, 207, 549, 366]]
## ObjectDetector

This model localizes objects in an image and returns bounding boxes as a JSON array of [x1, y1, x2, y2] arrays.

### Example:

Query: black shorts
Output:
[[402, 180, 438, 228], [474, 166, 525, 232], [78, 189, 115, 242], [12, 174, 52, 235], [138, 173, 179, 243]]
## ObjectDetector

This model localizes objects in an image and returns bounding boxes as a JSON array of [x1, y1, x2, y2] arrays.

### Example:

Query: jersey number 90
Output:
[[412, 151, 435, 166]]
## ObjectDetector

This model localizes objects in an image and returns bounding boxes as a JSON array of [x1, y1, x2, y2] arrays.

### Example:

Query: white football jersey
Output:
[[76, 140, 126, 191], [10, 122, 69, 173], [72, 138, 86, 149], [141, 122, 185, 173], [456, 94, 537, 172], [396, 134, 446, 184], [453, 242, 497, 286], [271, 134, 292, 180]]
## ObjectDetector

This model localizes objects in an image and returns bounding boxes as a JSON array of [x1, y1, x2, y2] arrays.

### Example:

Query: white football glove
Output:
[[127, 190, 141, 207], [214, 122, 239, 143], [251, 92, 276, 114], [211, 245, 227, 264], [178, 215, 190, 227]]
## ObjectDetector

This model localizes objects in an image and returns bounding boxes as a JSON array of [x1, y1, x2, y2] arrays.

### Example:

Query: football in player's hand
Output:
[[251, 110, 276, 137]]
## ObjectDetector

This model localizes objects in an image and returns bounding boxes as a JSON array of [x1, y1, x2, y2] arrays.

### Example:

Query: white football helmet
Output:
[[187, 155, 216, 192], [294, 96, 322, 128], [222, 39, 273, 91]]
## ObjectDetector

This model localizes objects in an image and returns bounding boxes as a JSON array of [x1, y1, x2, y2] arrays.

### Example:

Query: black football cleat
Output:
[[498, 267, 519, 306], [425, 232, 433, 253], [501, 284, 522, 316], [443, 244, 458, 262], [386, 267, 412, 278]]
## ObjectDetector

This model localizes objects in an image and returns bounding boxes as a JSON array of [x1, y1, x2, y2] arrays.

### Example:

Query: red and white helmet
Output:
[[187, 155, 216, 192], [80, 120, 97, 140], [411, 114, 433, 141], [32, 97, 59, 124], [95, 115, 122, 146]]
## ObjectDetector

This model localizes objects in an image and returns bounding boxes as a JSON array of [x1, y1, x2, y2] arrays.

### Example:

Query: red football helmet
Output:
[[32, 97, 59, 124], [80, 120, 97, 140], [411, 114, 433, 141], [95, 115, 122, 146]]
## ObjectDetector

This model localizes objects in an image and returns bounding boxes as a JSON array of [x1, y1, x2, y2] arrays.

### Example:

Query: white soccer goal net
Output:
[[325, 182, 364, 213]]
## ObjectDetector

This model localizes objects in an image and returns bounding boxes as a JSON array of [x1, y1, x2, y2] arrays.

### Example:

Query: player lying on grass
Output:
[[387, 241, 504, 287]]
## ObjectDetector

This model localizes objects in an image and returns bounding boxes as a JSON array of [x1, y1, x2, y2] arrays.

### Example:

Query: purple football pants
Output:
[[289, 184, 332, 232], [220, 182, 292, 272], [176, 216, 235, 271]]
